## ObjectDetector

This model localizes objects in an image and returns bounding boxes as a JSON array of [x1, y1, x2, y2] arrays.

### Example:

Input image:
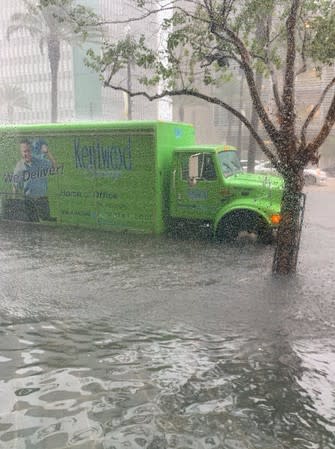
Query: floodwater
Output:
[[0, 186, 335, 449]]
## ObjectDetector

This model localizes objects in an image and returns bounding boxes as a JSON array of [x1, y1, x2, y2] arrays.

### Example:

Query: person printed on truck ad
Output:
[[13, 138, 57, 198]]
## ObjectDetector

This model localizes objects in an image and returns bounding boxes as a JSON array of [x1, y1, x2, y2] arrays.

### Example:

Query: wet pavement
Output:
[[0, 180, 334, 449]]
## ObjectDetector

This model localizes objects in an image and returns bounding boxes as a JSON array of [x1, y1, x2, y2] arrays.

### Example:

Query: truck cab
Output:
[[169, 145, 283, 242]]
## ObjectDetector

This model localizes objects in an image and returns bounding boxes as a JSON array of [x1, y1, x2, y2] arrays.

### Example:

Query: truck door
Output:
[[170, 152, 221, 220]]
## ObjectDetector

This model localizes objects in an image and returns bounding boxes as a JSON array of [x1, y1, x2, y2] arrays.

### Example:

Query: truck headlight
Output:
[[270, 214, 282, 225]]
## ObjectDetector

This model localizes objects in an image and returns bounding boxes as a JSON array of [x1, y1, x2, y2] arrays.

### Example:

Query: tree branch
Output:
[[300, 76, 335, 148], [263, 14, 284, 115], [304, 90, 335, 159], [203, 2, 282, 146], [280, 0, 300, 139], [295, 19, 308, 77], [103, 81, 278, 165], [90, 1, 205, 27]]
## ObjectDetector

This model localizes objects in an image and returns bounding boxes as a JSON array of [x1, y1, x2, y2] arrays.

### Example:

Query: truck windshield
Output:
[[217, 151, 242, 177]]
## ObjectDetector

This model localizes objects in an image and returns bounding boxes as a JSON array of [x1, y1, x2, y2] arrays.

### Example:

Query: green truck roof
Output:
[[174, 144, 237, 153], [0, 120, 193, 133]]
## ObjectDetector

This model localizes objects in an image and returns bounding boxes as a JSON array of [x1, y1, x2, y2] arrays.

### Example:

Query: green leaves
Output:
[[306, 4, 335, 64], [84, 0, 335, 158]]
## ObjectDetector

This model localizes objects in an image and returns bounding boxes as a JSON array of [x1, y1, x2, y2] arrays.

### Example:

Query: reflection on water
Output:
[[0, 189, 335, 449], [0, 322, 334, 449]]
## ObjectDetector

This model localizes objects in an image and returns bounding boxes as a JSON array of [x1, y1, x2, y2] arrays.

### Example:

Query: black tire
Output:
[[216, 211, 244, 242], [216, 210, 273, 244], [257, 223, 274, 244]]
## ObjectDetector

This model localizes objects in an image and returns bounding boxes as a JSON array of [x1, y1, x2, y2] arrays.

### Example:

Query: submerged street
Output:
[[0, 181, 335, 449]]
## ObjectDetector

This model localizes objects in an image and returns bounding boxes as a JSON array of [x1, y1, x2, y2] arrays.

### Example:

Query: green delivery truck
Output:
[[0, 120, 283, 241]]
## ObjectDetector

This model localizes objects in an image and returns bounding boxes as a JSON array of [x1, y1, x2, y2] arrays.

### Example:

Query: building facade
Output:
[[0, 0, 170, 124], [0, 0, 334, 164]]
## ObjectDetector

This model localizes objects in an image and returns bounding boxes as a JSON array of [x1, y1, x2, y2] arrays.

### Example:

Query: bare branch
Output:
[[202, 2, 281, 146], [217, 0, 235, 23], [90, 1, 207, 27], [103, 80, 278, 165], [269, 29, 286, 46], [220, 29, 281, 145], [270, 68, 283, 115], [304, 90, 335, 158], [295, 19, 308, 77], [95, 5, 175, 26], [262, 14, 284, 115], [300, 76, 335, 148]]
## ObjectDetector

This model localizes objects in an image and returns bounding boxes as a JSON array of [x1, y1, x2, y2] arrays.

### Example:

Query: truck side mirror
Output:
[[189, 154, 199, 186]]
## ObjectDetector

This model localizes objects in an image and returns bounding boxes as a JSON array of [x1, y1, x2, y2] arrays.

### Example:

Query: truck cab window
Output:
[[201, 155, 216, 180], [180, 153, 216, 181], [218, 151, 242, 177], [180, 155, 190, 180]]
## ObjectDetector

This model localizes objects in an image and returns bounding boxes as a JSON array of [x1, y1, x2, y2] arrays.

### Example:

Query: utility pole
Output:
[[127, 59, 132, 120]]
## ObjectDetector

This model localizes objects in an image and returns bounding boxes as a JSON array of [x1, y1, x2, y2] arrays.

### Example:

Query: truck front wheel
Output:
[[216, 211, 274, 244], [257, 222, 274, 244], [216, 211, 244, 242]]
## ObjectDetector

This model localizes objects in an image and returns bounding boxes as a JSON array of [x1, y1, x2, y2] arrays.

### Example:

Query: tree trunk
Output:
[[272, 170, 305, 274], [48, 38, 60, 123]]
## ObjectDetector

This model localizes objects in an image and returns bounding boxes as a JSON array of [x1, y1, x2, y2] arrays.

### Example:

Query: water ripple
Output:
[[0, 321, 334, 448], [1, 195, 335, 448]]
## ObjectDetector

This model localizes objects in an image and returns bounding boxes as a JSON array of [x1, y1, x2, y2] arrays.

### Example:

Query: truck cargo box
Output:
[[0, 121, 195, 233]]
